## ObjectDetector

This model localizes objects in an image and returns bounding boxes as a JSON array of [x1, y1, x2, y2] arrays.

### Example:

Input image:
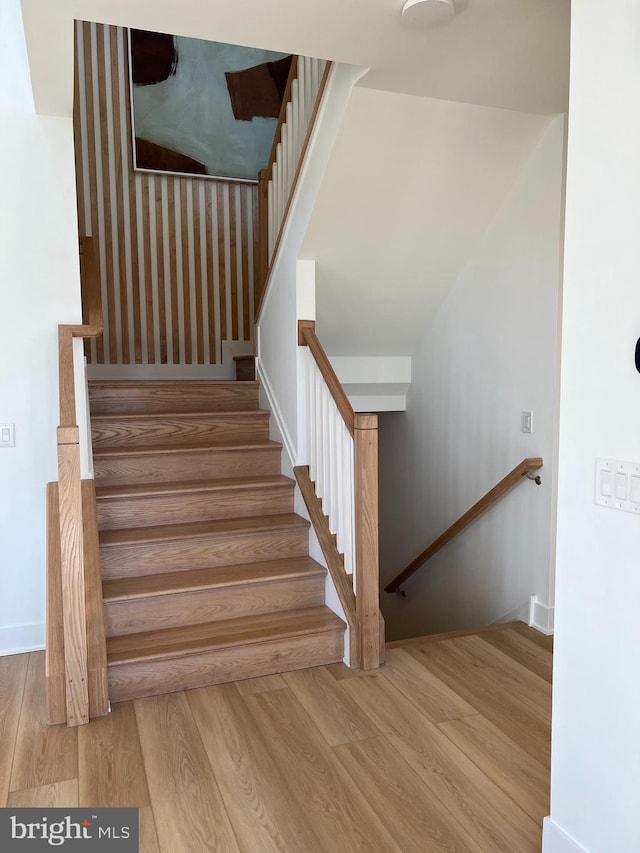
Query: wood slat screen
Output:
[[73, 22, 258, 366]]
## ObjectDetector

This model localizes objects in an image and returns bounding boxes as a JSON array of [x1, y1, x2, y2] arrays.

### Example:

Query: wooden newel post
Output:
[[354, 413, 381, 670], [56, 425, 90, 726]]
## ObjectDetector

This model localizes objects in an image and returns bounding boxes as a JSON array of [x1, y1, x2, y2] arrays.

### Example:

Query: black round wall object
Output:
[[636, 338, 640, 373]]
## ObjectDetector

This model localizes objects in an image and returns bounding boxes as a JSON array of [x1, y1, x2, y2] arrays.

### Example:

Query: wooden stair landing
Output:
[[88, 379, 346, 703]]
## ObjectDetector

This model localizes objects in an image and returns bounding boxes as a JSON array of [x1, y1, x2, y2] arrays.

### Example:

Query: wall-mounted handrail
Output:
[[49, 235, 108, 726], [384, 457, 544, 595], [298, 319, 381, 670]]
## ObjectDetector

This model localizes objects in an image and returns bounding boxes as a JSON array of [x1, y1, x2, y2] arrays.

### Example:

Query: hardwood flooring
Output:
[[1, 622, 551, 852]]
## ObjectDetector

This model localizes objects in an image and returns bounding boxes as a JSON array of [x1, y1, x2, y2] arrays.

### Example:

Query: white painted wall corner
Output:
[[0, 623, 45, 656], [529, 595, 554, 635], [543, 817, 589, 853]]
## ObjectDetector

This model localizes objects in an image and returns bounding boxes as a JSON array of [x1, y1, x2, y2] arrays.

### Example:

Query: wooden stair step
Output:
[[95, 475, 295, 530], [99, 513, 311, 578], [106, 606, 346, 701], [99, 513, 309, 547], [91, 410, 270, 448], [88, 380, 259, 414], [93, 440, 282, 486], [102, 557, 327, 636]]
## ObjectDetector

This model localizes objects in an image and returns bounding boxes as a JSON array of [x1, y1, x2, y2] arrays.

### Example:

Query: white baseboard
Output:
[[529, 595, 555, 635], [543, 817, 588, 853], [0, 622, 45, 656], [256, 358, 296, 469]]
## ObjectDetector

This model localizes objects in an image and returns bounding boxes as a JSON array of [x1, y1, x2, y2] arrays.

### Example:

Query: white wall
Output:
[[0, 0, 82, 654], [303, 87, 552, 357], [545, 2, 640, 851], [378, 116, 565, 641]]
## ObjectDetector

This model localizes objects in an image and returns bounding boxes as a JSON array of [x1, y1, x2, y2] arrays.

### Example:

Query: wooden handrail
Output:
[[266, 55, 299, 177], [384, 457, 544, 594], [298, 319, 355, 435], [294, 465, 360, 665]]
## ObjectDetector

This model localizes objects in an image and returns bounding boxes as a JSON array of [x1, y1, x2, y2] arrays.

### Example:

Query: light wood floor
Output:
[[0, 621, 551, 853]]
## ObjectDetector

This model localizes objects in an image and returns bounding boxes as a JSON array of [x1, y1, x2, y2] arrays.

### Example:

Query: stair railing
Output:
[[257, 56, 331, 309], [385, 457, 544, 595], [298, 321, 381, 670], [47, 236, 108, 726]]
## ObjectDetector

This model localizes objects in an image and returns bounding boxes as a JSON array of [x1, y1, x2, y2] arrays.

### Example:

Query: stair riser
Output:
[[97, 485, 294, 530], [94, 447, 281, 487], [100, 528, 309, 578], [89, 383, 259, 414], [91, 414, 270, 448], [104, 576, 325, 636], [107, 629, 345, 702], [234, 358, 256, 381]]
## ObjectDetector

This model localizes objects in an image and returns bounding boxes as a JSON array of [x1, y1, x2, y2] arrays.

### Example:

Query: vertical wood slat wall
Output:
[[74, 22, 258, 366]]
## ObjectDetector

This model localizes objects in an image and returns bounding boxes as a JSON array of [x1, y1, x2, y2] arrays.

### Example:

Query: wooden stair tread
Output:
[[91, 409, 269, 421], [96, 474, 293, 500], [99, 513, 310, 547], [93, 439, 281, 457], [107, 606, 345, 664], [103, 557, 326, 601], [89, 380, 260, 388]]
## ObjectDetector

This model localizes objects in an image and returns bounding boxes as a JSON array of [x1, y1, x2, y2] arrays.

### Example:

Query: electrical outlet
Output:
[[0, 423, 15, 447], [521, 411, 533, 434]]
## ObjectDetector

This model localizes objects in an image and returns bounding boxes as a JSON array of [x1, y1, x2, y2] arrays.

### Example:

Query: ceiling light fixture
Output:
[[400, 0, 456, 27]]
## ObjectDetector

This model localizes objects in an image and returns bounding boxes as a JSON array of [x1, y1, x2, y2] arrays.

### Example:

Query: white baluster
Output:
[[298, 60, 307, 142], [290, 80, 300, 169], [335, 419, 345, 555], [282, 113, 291, 200], [308, 352, 316, 481], [311, 59, 319, 102], [328, 407, 338, 534], [285, 102, 294, 195], [315, 365, 324, 500], [267, 181, 274, 257], [322, 384, 331, 513], [275, 144, 282, 230], [305, 57, 313, 125]]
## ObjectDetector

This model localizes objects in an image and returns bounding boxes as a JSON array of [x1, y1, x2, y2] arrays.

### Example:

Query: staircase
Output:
[[88, 378, 346, 703]]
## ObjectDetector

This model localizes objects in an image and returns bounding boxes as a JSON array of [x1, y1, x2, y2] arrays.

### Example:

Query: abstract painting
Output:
[[129, 29, 292, 182]]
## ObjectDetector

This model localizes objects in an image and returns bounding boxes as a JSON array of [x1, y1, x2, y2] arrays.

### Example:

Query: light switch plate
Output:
[[522, 411, 533, 434], [0, 423, 15, 447], [595, 458, 640, 513]]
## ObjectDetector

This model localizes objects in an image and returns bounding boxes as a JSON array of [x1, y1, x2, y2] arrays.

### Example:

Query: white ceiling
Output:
[[21, 0, 569, 117], [301, 88, 554, 355]]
